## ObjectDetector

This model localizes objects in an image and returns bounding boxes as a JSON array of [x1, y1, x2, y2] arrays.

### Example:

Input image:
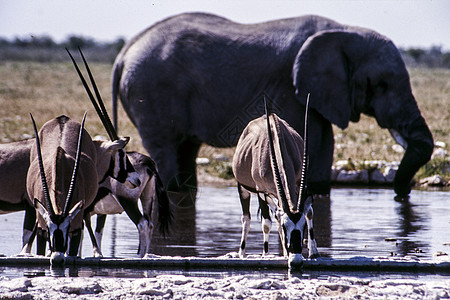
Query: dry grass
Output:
[[0, 62, 448, 179], [0, 61, 144, 152]]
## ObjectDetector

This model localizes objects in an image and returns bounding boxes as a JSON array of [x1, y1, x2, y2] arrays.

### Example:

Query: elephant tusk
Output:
[[389, 129, 408, 150]]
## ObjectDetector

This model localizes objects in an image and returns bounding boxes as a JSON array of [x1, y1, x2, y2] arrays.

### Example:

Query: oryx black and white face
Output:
[[276, 197, 313, 265], [95, 137, 141, 189], [280, 213, 306, 254], [109, 148, 140, 188], [35, 200, 83, 259]]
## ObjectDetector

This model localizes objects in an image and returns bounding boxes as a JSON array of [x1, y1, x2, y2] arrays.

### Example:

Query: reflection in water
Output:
[[395, 200, 426, 256], [151, 205, 197, 257], [312, 195, 332, 250], [0, 188, 448, 261], [110, 215, 117, 258]]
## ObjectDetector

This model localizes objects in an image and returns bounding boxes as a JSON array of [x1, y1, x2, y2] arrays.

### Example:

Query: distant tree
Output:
[[406, 48, 426, 62], [443, 53, 450, 67], [111, 37, 126, 53], [64, 35, 96, 49], [31, 35, 56, 48]]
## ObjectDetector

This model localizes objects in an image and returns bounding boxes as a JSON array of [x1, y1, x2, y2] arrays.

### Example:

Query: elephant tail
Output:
[[111, 60, 123, 133]]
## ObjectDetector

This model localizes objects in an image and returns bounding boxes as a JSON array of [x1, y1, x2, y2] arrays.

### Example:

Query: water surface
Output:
[[0, 187, 448, 278]]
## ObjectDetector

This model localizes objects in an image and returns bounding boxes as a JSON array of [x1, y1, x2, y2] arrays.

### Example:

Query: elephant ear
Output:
[[293, 30, 367, 129]]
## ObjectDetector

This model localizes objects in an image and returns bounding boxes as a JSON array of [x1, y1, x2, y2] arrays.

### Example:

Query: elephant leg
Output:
[[171, 139, 201, 208], [143, 138, 198, 256], [307, 112, 334, 195], [238, 183, 251, 258], [258, 193, 272, 256]]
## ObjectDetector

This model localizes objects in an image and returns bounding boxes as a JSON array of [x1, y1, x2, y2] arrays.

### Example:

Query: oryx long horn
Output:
[[66, 48, 118, 141], [264, 94, 290, 214], [30, 114, 54, 216], [77, 48, 118, 140], [297, 93, 310, 213], [63, 112, 87, 215]]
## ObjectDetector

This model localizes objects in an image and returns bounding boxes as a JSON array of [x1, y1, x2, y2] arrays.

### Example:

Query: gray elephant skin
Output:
[[112, 12, 433, 199]]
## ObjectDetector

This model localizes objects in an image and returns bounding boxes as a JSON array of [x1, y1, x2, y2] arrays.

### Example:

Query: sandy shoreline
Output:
[[1, 272, 449, 299], [1, 255, 449, 299]]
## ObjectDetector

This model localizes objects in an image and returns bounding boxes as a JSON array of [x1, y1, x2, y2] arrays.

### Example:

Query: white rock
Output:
[[435, 141, 446, 148], [370, 169, 386, 183], [212, 154, 230, 162], [420, 175, 447, 186], [336, 170, 369, 184], [432, 147, 448, 158], [384, 167, 397, 183], [392, 144, 405, 153], [330, 168, 340, 182], [196, 157, 211, 165]]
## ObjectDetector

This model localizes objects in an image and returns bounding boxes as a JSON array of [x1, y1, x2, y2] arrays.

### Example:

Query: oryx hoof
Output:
[[288, 253, 304, 270], [50, 252, 65, 266], [93, 251, 103, 258]]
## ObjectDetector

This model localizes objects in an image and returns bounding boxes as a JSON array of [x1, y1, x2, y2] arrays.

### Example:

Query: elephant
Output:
[[112, 12, 433, 202]]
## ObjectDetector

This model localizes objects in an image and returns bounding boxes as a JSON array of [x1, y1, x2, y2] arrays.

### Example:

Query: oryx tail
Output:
[[152, 162, 172, 236]]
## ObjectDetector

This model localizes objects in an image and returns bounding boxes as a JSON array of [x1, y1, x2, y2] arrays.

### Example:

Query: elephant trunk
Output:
[[393, 116, 433, 197]]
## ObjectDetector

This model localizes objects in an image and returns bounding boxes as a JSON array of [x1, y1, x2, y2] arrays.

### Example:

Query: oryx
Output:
[[1, 137, 169, 258], [0, 136, 142, 256], [27, 113, 97, 265], [0, 139, 36, 250], [67, 48, 172, 257], [88, 150, 171, 257], [232, 95, 319, 267]]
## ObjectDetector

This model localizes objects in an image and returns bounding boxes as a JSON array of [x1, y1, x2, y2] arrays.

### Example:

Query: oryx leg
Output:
[[68, 228, 82, 257], [257, 193, 272, 256], [94, 214, 107, 251], [139, 177, 156, 257], [265, 196, 287, 257], [305, 200, 319, 258], [238, 183, 251, 258], [84, 214, 102, 257], [115, 195, 150, 258], [21, 202, 37, 254], [36, 227, 47, 256]]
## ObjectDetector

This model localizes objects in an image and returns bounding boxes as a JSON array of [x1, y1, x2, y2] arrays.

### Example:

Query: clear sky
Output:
[[1, 0, 449, 50]]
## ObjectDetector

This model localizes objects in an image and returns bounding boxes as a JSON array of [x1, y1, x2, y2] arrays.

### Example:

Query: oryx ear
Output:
[[34, 199, 51, 223], [104, 137, 130, 152], [67, 200, 83, 222]]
